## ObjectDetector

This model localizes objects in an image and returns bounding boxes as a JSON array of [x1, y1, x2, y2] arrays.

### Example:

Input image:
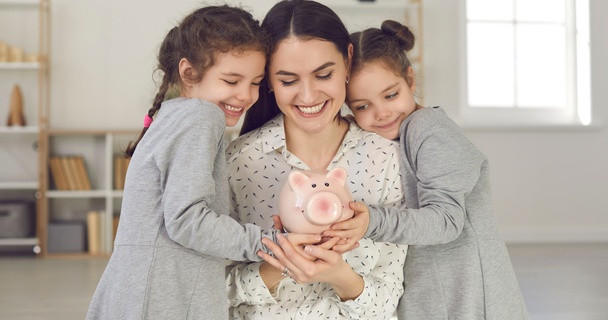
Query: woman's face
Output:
[[268, 37, 349, 134]]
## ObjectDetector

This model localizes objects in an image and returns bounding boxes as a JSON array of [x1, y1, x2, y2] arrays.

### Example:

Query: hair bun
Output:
[[380, 20, 415, 52]]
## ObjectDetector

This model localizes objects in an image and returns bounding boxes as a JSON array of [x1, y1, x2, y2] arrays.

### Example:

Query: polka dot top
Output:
[[226, 115, 408, 319]]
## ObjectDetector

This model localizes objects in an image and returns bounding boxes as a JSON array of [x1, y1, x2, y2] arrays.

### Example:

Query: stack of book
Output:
[[114, 155, 130, 190], [86, 210, 120, 255], [48, 155, 92, 190]]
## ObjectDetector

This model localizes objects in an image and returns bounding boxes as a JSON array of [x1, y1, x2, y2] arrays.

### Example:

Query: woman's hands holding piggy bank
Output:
[[278, 167, 355, 234]]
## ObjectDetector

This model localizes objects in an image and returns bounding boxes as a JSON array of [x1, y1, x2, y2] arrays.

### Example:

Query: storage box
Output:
[[0, 202, 35, 238], [48, 221, 86, 253]]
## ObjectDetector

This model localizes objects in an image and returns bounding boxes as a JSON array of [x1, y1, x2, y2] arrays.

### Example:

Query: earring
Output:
[[345, 77, 349, 84]]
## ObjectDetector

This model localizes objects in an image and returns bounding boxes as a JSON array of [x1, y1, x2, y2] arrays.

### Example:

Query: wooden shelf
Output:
[[0, 237, 38, 246], [0, 0, 39, 7], [0, 126, 39, 134], [0, 62, 40, 70], [42, 130, 137, 256], [0, 0, 50, 256], [0, 181, 38, 189]]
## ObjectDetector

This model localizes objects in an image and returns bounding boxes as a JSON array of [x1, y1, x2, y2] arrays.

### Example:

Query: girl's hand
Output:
[[272, 215, 285, 232], [322, 201, 370, 253]]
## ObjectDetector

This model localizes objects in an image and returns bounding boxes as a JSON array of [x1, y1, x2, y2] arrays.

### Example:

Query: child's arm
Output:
[[365, 110, 487, 245], [159, 101, 277, 261], [322, 201, 369, 253]]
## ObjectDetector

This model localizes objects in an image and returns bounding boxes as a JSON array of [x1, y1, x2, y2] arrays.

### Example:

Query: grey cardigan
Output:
[[86, 98, 276, 320], [367, 106, 529, 319]]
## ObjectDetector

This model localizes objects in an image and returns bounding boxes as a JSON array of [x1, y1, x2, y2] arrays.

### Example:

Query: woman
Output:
[[225, 1, 407, 319]]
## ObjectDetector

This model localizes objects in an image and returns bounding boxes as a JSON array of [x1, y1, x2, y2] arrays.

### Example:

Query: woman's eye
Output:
[[386, 92, 398, 100], [317, 71, 333, 81], [223, 80, 238, 86], [252, 81, 261, 86], [280, 79, 297, 87]]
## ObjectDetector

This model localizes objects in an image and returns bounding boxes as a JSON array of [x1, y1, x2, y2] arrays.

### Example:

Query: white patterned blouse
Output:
[[225, 115, 408, 320]]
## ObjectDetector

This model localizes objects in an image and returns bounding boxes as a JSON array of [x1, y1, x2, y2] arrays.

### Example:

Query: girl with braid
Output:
[[85, 5, 315, 319]]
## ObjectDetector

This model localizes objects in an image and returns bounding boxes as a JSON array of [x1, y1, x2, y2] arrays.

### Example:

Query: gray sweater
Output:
[[367, 106, 529, 319], [86, 98, 276, 320]]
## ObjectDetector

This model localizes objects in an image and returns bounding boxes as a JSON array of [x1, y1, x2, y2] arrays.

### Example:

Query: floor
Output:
[[0, 243, 607, 320]]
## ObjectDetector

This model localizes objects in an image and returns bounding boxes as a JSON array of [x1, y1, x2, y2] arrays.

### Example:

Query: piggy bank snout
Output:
[[304, 191, 344, 226]]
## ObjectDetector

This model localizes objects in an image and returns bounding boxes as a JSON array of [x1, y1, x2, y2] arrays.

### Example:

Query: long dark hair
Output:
[[239, 0, 350, 135], [125, 5, 268, 157]]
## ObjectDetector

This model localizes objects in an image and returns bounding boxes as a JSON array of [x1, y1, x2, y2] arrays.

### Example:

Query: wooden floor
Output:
[[0, 243, 607, 319]]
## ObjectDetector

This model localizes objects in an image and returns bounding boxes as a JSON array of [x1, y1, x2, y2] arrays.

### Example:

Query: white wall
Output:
[[49, 0, 608, 243], [422, 0, 608, 242]]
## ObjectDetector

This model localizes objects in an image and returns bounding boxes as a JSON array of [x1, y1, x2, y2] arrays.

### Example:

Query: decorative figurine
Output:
[[7, 84, 26, 126]]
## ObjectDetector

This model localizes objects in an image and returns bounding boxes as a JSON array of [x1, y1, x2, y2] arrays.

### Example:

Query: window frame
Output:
[[459, 0, 593, 129]]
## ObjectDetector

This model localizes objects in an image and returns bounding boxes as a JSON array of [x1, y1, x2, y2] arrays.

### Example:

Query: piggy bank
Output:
[[278, 167, 355, 234]]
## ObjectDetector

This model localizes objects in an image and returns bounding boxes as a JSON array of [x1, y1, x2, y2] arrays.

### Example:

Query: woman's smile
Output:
[[295, 100, 329, 116]]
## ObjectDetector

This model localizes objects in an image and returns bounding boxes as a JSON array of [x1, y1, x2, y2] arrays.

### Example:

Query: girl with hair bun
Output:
[[329, 19, 530, 319]]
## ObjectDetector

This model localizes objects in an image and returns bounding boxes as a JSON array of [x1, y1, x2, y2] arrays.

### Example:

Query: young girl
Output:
[[337, 20, 529, 319], [85, 6, 313, 319]]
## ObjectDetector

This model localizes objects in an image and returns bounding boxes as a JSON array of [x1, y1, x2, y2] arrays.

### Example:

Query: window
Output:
[[464, 0, 591, 127]]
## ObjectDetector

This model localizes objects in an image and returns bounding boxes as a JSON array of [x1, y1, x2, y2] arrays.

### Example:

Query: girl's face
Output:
[[183, 49, 265, 127], [268, 37, 350, 134], [346, 63, 417, 140]]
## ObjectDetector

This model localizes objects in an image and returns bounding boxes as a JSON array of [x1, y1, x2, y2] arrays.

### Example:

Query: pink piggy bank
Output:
[[278, 167, 355, 234]]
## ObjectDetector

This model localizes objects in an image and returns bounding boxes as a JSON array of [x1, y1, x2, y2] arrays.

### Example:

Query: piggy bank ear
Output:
[[326, 167, 347, 186], [288, 170, 310, 190]]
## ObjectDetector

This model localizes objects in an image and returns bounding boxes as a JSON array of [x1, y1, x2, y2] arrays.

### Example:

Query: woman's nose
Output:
[[298, 79, 318, 105]]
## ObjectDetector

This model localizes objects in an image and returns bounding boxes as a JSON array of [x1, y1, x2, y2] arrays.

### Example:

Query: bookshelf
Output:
[[40, 130, 138, 256], [0, 0, 50, 255]]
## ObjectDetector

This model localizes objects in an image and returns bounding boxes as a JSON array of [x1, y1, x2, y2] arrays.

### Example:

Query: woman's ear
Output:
[[178, 58, 195, 87], [346, 43, 354, 78]]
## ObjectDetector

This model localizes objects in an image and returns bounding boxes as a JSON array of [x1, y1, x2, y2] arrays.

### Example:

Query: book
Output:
[[86, 210, 100, 255], [74, 156, 92, 190], [49, 157, 69, 190], [99, 210, 107, 253], [60, 156, 77, 190], [114, 155, 130, 190], [113, 214, 120, 246]]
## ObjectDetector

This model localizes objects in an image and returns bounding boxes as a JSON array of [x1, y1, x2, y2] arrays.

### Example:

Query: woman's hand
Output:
[[258, 232, 321, 290], [259, 234, 364, 301], [322, 201, 370, 253]]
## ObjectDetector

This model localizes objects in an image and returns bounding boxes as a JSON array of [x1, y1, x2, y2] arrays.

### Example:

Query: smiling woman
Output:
[[225, 1, 408, 319]]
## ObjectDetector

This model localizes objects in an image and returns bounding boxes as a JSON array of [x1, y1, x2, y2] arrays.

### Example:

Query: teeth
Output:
[[225, 104, 242, 112], [297, 101, 325, 114]]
